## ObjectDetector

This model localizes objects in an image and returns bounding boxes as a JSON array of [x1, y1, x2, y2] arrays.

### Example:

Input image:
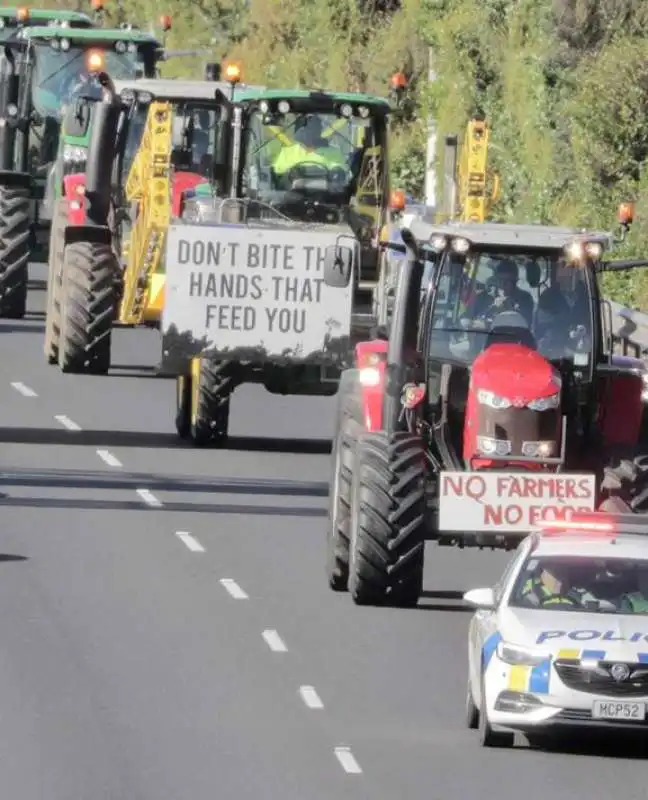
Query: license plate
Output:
[[592, 700, 645, 720]]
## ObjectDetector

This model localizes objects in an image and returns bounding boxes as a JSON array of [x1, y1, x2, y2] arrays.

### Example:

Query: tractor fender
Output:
[[355, 339, 388, 432], [599, 354, 645, 446], [63, 173, 87, 226], [63, 223, 111, 248]]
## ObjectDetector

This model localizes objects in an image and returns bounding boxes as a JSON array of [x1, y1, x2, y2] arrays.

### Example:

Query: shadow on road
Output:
[[0, 427, 332, 454], [0, 323, 45, 334], [0, 496, 325, 516], [0, 554, 28, 563], [417, 589, 471, 612], [525, 730, 648, 759], [0, 467, 328, 497]]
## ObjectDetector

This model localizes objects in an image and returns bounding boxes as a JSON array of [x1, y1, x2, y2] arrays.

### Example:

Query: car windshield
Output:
[[240, 108, 386, 228], [32, 44, 145, 116], [509, 555, 648, 614], [428, 248, 593, 368]]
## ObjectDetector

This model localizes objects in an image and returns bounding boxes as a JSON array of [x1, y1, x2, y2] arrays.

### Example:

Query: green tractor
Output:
[[0, 23, 165, 318]]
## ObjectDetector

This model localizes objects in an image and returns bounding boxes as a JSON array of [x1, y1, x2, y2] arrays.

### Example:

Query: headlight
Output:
[[477, 389, 511, 409], [496, 641, 549, 667], [62, 144, 87, 163], [358, 367, 381, 387], [527, 393, 560, 412]]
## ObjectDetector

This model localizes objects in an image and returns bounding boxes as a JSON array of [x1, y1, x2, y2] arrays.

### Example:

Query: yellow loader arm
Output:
[[456, 118, 499, 223], [118, 101, 173, 325]]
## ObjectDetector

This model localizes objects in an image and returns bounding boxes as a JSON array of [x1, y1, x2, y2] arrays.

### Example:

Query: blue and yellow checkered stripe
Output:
[[506, 649, 648, 694]]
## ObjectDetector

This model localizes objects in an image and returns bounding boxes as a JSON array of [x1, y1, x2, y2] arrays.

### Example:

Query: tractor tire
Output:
[[0, 184, 30, 319], [190, 360, 233, 447], [600, 454, 648, 513], [43, 198, 67, 365], [58, 241, 117, 375], [326, 371, 363, 592], [348, 430, 426, 607]]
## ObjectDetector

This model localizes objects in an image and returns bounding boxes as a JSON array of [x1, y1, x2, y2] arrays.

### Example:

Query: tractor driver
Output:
[[272, 116, 348, 185], [470, 259, 534, 327]]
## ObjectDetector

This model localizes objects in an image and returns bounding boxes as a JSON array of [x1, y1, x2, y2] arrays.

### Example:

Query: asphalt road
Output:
[[0, 263, 647, 799]]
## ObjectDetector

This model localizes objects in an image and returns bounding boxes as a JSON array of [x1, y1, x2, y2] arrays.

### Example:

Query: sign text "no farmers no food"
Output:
[[163, 224, 353, 357]]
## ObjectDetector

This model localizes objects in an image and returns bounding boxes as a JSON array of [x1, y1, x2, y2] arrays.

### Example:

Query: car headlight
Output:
[[527, 393, 560, 412], [477, 389, 511, 410], [496, 641, 549, 667], [62, 144, 87, 164]]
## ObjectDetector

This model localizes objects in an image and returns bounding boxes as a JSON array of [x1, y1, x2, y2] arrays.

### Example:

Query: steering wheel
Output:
[[285, 161, 344, 191]]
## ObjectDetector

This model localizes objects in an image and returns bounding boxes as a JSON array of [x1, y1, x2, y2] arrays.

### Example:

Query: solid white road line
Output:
[[219, 578, 248, 599], [54, 415, 81, 431], [11, 382, 37, 397], [262, 629, 287, 652], [96, 449, 122, 468], [299, 686, 324, 709], [334, 746, 362, 774], [136, 488, 163, 508], [176, 531, 205, 553]]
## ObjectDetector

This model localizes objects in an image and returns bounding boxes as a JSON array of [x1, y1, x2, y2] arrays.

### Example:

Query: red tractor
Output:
[[324, 214, 648, 607]]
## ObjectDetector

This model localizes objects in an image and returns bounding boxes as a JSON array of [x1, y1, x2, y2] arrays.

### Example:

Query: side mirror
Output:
[[463, 587, 495, 610], [323, 243, 353, 288]]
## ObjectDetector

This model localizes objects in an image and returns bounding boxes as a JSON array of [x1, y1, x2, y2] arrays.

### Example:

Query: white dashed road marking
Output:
[[262, 629, 287, 652], [96, 449, 122, 467], [220, 578, 248, 599], [176, 531, 205, 552], [136, 488, 163, 508], [11, 382, 37, 397], [334, 746, 362, 774], [299, 686, 324, 709], [54, 415, 81, 431]]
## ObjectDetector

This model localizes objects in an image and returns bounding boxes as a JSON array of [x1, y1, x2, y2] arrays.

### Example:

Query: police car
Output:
[[465, 513, 648, 747]]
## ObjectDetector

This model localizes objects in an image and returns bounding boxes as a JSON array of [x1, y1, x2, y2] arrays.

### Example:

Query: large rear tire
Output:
[[348, 431, 426, 607], [43, 198, 67, 365], [58, 241, 117, 375], [0, 184, 30, 319], [326, 370, 363, 592], [189, 360, 233, 447]]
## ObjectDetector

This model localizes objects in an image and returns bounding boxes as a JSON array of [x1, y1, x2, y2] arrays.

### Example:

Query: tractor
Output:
[[324, 211, 648, 607], [160, 83, 397, 446], [0, 21, 165, 318], [44, 67, 263, 372]]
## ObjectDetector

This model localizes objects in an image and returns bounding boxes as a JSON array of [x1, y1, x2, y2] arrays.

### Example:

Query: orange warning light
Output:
[[90, 0, 104, 10], [390, 189, 406, 211], [159, 14, 172, 32], [618, 201, 635, 226], [16, 7, 29, 22], [85, 49, 105, 72], [223, 62, 241, 83], [390, 72, 407, 91]]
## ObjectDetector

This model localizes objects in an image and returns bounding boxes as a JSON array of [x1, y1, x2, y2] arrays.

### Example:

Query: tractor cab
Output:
[[0, 7, 94, 42]]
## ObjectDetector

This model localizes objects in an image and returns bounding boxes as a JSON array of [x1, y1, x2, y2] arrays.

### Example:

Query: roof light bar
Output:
[[537, 512, 648, 536]]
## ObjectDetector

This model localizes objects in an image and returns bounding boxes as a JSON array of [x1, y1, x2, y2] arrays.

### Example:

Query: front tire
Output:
[[478, 675, 514, 748], [58, 241, 117, 375], [189, 360, 233, 447], [348, 431, 426, 607], [465, 677, 479, 729], [326, 371, 362, 592], [44, 198, 67, 365], [0, 184, 30, 319]]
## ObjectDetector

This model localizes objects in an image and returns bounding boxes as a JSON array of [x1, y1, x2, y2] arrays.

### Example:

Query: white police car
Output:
[[465, 512, 648, 747]]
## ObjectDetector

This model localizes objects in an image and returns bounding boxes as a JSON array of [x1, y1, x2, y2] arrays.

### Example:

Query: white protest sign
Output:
[[163, 223, 354, 362], [438, 471, 597, 533]]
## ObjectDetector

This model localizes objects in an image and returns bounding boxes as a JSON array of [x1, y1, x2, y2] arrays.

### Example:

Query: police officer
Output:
[[522, 562, 597, 607], [272, 116, 347, 181], [618, 569, 648, 612]]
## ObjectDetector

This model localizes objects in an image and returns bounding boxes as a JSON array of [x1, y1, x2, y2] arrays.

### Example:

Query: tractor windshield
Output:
[[427, 248, 594, 370], [240, 107, 387, 231], [32, 43, 147, 118]]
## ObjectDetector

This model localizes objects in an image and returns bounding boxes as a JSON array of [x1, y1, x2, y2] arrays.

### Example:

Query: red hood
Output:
[[172, 171, 204, 216], [471, 343, 560, 401]]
